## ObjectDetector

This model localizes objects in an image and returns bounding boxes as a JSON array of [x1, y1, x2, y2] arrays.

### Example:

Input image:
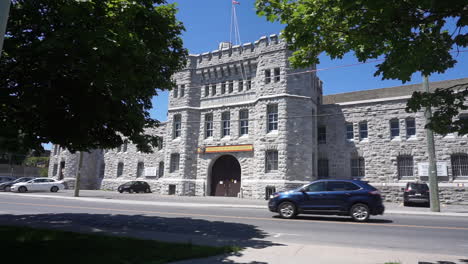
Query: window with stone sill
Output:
[[211, 84, 216, 96], [346, 122, 354, 140], [222, 112, 231, 137], [390, 119, 400, 139], [359, 121, 368, 140], [204, 85, 210, 97], [406, 117, 416, 138], [318, 126, 326, 144], [205, 113, 213, 138], [239, 109, 249, 136], [229, 80, 234, 93], [173, 114, 182, 139], [52, 163, 58, 176], [157, 137, 163, 150], [180, 85, 185, 97], [397, 155, 413, 178], [451, 153, 468, 178], [173, 86, 178, 98], [351, 157, 365, 178], [265, 150, 278, 172], [238, 80, 243, 92], [221, 82, 226, 94], [117, 162, 124, 177], [318, 159, 329, 179], [170, 154, 179, 173], [247, 78, 252, 90], [274, 67, 280, 82], [267, 104, 278, 132], [158, 161, 164, 177], [265, 69, 271, 84], [136, 162, 144, 178]]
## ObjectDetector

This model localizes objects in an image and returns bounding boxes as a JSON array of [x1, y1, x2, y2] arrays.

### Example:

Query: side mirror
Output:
[[299, 187, 306, 193]]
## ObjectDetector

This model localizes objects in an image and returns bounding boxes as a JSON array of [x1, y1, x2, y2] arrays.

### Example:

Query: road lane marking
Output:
[[1, 201, 468, 231]]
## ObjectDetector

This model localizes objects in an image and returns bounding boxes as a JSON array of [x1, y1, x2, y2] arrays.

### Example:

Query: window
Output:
[[304, 182, 327, 192], [221, 82, 226, 94], [451, 154, 468, 178], [318, 126, 326, 144], [137, 162, 144, 178], [246, 78, 252, 90], [157, 137, 163, 150], [318, 159, 329, 179], [180, 85, 185, 97], [173, 86, 178, 98], [327, 181, 360, 191], [359, 121, 368, 140], [205, 113, 213, 138], [238, 80, 243, 92], [397, 155, 413, 178], [204, 85, 209, 97], [117, 144, 122, 152], [346, 123, 354, 140], [351, 157, 365, 178], [122, 142, 128, 152], [53, 145, 58, 155], [52, 163, 58, 176], [168, 184, 176, 195], [228, 80, 234, 93], [173, 114, 181, 139], [274, 67, 280, 82], [211, 84, 216, 96], [265, 69, 271, 84], [222, 112, 231, 137], [239, 110, 249, 136], [267, 104, 278, 132], [158, 161, 164, 177], [459, 114, 468, 132], [117, 162, 124, 177], [170, 154, 180, 172], [406, 118, 416, 137], [390, 119, 400, 138], [265, 150, 278, 172]]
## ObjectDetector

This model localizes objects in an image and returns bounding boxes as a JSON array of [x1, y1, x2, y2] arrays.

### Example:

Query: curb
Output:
[[1, 192, 467, 217]]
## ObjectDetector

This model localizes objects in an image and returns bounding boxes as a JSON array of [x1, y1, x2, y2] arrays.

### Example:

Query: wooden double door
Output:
[[210, 155, 241, 197]]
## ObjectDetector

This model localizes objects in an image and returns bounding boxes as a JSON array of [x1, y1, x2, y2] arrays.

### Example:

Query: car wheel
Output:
[[278, 202, 297, 219], [50, 186, 59, 192], [350, 203, 370, 222], [4, 186, 11, 192], [118, 189, 123, 193], [145, 188, 151, 193], [18, 186, 27, 193], [403, 201, 409, 207], [129, 189, 133, 193]]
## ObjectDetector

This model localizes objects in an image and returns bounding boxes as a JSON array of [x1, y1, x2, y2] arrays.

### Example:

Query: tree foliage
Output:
[[0, 0, 187, 153], [256, 0, 468, 134]]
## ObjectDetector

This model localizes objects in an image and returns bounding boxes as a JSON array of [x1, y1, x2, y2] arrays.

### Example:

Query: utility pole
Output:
[[423, 75, 440, 212], [74, 151, 84, 197], [0, 0, 11, 58]]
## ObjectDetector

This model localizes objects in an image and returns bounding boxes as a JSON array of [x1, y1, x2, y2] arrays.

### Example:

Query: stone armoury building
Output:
[[48, 35, 468, 204]]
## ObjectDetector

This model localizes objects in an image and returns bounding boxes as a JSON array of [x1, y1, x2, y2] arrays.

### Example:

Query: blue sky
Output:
[[150, 0, 468, 123]]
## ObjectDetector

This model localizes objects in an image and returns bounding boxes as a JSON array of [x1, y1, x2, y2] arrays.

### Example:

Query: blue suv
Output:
[[268, 179, 385, 222]]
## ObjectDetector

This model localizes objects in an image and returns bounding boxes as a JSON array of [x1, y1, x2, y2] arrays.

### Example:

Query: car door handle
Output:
[[345, 193, 351, 196]]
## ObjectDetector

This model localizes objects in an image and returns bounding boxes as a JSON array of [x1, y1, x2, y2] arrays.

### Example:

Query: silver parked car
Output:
[[11, 178, 65, 193]]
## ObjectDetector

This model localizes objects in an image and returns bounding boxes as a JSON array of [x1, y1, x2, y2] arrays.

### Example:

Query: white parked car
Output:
[[11, 178, 65, 193]]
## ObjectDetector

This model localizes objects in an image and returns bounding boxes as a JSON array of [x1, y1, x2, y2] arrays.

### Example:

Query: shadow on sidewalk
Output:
[[0, 213, 282, 263], [272, 215, 393, 223]]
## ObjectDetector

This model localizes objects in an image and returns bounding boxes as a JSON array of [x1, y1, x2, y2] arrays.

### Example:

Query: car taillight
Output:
[[369, 190, 380, 195]]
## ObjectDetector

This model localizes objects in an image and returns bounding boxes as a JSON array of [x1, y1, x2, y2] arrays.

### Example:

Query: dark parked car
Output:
[[268, 179, 385, 222], [117, 181, 151, 193], [0, 177, 35, 192], [403, 182, 430, 206]]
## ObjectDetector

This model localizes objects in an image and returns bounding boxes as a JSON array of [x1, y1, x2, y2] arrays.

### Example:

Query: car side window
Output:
[[305, 182, 327, 192], [327, 182, 361, 191]]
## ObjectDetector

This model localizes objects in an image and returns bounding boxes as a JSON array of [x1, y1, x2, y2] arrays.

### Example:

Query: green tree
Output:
[[0, 0, 187, 154], [256, 0, 468, 134]]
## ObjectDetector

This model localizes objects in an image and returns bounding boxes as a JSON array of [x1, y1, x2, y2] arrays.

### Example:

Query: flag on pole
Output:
[[232, 0, 240, 5]]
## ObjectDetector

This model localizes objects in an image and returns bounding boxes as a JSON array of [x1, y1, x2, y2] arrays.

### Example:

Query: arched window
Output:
[[136, 162, 144, 178], [117, 162, 124, 177], [452, 154, 468, 178]]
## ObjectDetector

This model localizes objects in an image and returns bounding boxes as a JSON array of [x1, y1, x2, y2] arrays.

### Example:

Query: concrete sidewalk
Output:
[[1, 190, 468, 217]]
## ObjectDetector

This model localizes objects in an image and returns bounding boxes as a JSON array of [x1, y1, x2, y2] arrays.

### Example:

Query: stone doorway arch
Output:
[[210, 155, 241, 197]]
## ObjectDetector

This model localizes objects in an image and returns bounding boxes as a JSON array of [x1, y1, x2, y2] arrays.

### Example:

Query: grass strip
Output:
[[0, 225, 237, 264]]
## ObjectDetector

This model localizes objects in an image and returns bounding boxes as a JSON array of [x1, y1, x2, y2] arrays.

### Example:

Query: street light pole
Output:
[[423, 75, 441, 212], [0, 0, 11, 58]]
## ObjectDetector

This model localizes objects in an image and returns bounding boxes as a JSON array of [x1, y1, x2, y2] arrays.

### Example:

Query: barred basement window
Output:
[[265, 69, 271, 84], [205, 113, 213, 138], [265, 150, 278, 172], [318, 126, 326, 144], [238, 80, 243, 92], [229, 80, 234, 93], [204, 85, 210, 97], [346, 122, 354, 140], [158, 161, 164, 177], [173, 114, 181, 139], [359, 121, 368, 140], [451, 153, 468, 178], [239, 110, 249, 136], [351, 157, 365, 178], [117, 162, 124, 177], [397, 155, 413, 178], [136, 162, 145, 178], [222, 112, 231, 137], [390, 119, 400, 138], [170, 154, 180, 173], [406, 117, 416, 137], [267, 104, 278, 132], [318, 159, 329, 179], [274, 67, 280, 82]]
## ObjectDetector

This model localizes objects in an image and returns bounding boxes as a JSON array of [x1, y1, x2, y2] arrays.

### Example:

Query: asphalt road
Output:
[[0, 193, 467, 257]]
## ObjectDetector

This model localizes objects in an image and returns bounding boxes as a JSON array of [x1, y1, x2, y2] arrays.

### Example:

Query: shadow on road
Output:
[[419, 261, 468, 264], [0, 213, 282, 264], [272, 214, 393, 223]]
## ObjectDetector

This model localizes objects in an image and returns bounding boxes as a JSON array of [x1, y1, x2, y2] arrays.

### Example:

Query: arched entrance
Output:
[[210, 155, 241, 197]]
